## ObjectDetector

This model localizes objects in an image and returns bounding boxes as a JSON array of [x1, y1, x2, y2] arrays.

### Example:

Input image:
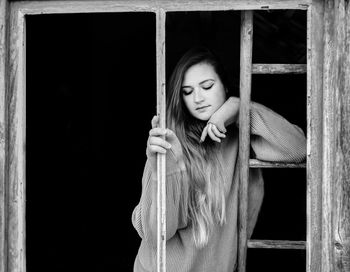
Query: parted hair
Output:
[[166, 46, 230, 247]]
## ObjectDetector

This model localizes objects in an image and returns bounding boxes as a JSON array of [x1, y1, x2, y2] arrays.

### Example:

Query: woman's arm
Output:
[[249, 102, 306, 162], [205, 96, 306, 162], [132, 135, 188, 248]]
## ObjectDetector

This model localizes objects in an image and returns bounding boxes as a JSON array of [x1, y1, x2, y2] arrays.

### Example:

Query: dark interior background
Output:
[[26, 10, 306, 272]]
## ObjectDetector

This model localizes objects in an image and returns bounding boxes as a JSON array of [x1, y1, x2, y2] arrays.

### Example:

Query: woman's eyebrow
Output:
[[182, 79, 215, 88]]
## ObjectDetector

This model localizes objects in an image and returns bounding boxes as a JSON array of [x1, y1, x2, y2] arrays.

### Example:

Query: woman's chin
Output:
[[194, 114, 211, 121]]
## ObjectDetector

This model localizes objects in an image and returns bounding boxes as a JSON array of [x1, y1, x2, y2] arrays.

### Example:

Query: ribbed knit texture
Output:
[[132, 102, 306, 272]]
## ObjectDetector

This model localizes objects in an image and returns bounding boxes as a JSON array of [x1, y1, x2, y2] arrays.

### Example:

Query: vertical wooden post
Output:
[[333, 1, 350, 271], [0, 0, 9, 272], [156, 8, 166, 272], [8, 4, 26, 272], [322, 1, 350, 272], [322, 1, 337, 271], [307, 1, 324, 272], [238, 10, 253, 272]]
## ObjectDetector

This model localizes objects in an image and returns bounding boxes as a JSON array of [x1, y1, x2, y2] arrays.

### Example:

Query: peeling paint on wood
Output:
[[306, 1, 324, 272], [10, 0, 312, 15], [248, 239, 306, 249], [249, 159, 306, 168], [333, 1, 350, 271], [252, 64, 307, 74], [238, 10, 253, 272], [0, 0, 8, 271], [156, 8, 166, 272], [8, 5, 26, 272]]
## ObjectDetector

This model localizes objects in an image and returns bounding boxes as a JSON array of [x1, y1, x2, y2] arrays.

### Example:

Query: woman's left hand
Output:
[[200, 122, 226, 143], [200, 97, 240, 143]]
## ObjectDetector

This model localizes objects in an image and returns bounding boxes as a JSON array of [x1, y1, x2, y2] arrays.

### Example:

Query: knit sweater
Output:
[[132, 102, 306, 272]]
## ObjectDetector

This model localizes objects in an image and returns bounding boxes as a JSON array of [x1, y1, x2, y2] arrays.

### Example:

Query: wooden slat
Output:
[[249, 159, 306, 168], [238, 10, 253, 272], [156, 8, 166, 272], [0, 1, 9, 272], [248, 239, 306, 250], [322, 1, 337, 271], [12, 0, 311, 15], [252, 64, 306, 74], [8, 6, 26, 272], [307, 1, 324, 272], [332, 1, 350, 272]]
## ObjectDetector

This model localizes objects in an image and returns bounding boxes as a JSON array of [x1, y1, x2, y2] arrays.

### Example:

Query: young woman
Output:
[[132, 47, 306, 272]]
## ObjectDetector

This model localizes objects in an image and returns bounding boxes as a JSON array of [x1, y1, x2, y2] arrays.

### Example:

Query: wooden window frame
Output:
[[1, 0, 349, 272]]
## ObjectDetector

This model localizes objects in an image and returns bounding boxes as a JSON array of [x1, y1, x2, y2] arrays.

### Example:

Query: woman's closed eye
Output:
[[202, 83, 214, 90], [182, 88, 193, 96]]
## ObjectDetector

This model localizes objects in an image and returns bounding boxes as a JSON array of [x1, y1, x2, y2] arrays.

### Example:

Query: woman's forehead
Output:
[[182, 62, 218, 86]]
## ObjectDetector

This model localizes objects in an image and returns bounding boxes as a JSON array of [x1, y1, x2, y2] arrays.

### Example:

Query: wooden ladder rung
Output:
[[248, 239, 306, 250], [249, 159, 306, 168], [252, 64, 306, 74]]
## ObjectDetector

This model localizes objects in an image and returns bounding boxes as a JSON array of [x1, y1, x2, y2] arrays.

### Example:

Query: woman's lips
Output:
[[196, 105, 210, 112]]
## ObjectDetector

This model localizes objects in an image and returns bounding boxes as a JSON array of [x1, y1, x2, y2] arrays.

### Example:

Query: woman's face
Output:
[[181, 62, 226, 121]]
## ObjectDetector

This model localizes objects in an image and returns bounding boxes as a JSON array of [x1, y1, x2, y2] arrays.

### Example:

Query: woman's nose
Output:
[[193, 89, 204, 103]]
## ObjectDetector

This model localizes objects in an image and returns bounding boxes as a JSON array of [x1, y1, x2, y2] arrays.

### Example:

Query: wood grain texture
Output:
[[238, 10, 253, 272], [0, 1, 9, 272], [248, 239, 306, 250], [156, 8, 166, 272], [321, 2, 350, 271], [11, 0, 311, 15], [8, 5, 26, 272], [333, 1, 350, 271], [252, 64, 306, 74], [249, 159, 306, 168], [306, 1, 324, 272], [322, 1, 336, 271]]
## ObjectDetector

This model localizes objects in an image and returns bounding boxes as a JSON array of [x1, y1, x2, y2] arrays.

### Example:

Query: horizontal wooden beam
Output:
[[249, 159, 306, 168], [11, 0, 312, 15], [252, 64, 307, 74], [248, 239, 306, 250]]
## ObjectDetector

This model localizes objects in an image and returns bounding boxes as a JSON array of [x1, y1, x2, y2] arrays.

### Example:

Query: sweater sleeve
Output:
[[131, 149, 188, 247], [249, 102, 306, 163]]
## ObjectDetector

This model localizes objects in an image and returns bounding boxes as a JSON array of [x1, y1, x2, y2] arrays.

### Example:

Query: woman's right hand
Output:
[[146, 115, 172, 159], [146, 116, 184, 171]]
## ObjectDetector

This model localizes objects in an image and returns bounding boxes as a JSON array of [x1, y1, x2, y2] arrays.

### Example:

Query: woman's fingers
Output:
[[211, 124, 226, 138], [151, 115, 159, 129], [207, 124, 221, 142], [149, 136, 172, 150], [200, 123, 225, 143], [148, 145, 167, 154], [200, 125, 209, 143], [147, 133, 172, 156], [149, 127, 168, 137]]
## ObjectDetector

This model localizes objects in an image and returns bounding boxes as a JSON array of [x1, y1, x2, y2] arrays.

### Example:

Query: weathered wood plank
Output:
[[238, 10, 253, 272], [11, 0, 311, 15], [322, 1, 337, 271], [156, 8, 166, 272], [333, 1, 350, 271], [248, 239, 306, 250], [0, 1, 9, 272], [306, 1, 324, 272], [8, 6, 26, 272], [252, 64, 306, 74], [249, 159, 306, 168]]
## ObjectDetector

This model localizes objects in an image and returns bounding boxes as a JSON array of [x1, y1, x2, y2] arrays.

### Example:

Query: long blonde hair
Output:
[[167, 47, 231, 247]]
